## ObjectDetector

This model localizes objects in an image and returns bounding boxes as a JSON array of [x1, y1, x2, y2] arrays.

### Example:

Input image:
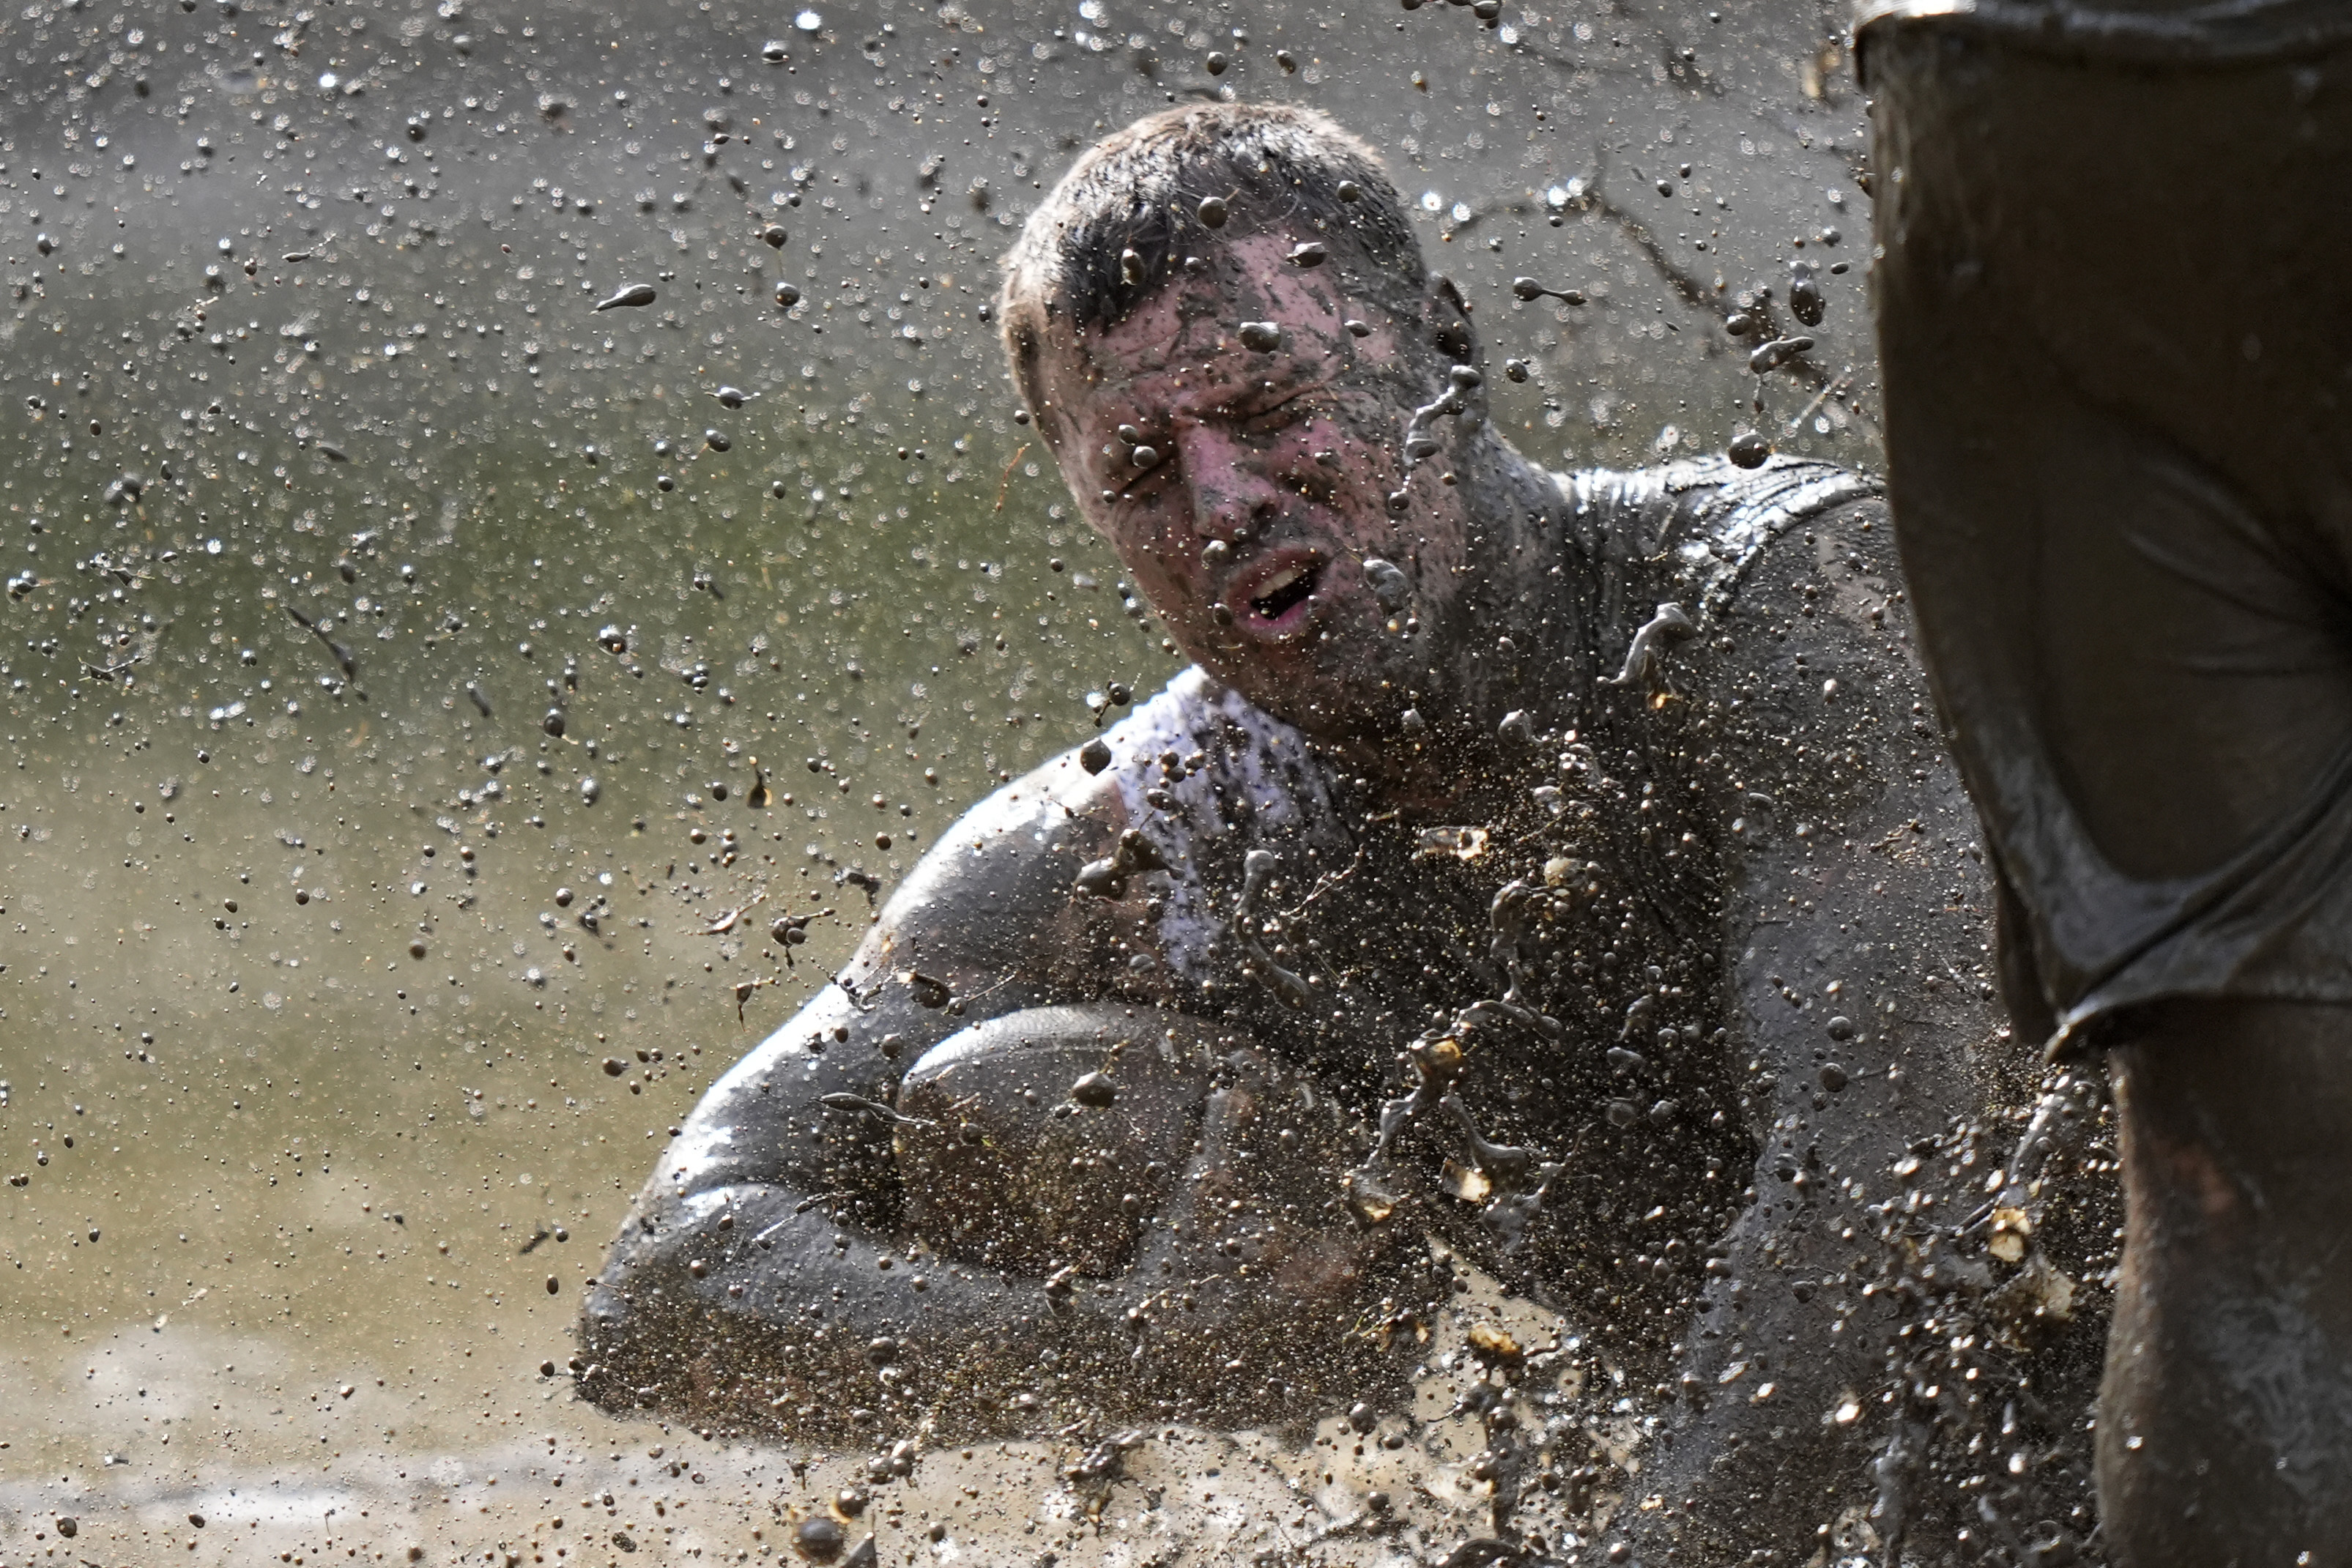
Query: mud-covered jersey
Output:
[[1083, 455, 1886, 1326]]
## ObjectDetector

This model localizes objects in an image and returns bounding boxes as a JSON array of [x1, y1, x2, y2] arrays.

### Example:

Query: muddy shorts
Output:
[[1859, 2, 2352, 1045]]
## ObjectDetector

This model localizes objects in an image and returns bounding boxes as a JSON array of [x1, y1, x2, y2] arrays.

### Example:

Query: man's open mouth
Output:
[[1245, 559, 1323, 625]]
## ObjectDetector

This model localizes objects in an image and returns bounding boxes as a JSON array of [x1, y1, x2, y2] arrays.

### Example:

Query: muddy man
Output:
[[583, 103, 2098, 1561], [1860, 2, 2352, 1561]]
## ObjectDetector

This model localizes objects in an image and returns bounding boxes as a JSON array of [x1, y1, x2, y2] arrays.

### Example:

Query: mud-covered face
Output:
[[1039, 231, 1474, 741]]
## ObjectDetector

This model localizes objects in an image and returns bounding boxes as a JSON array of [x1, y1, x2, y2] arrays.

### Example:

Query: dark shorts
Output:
[[1861, 12, 2352, 1045]]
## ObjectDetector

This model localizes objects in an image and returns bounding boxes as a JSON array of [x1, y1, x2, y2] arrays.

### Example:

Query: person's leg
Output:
[[1866, 29, 2352, 910], [1863, 21, 2352, 1559], [2104, 1003, 2352, 1561]]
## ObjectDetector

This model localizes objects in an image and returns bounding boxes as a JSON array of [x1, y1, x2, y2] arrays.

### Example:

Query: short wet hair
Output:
[[998, 103, 1425, 431]]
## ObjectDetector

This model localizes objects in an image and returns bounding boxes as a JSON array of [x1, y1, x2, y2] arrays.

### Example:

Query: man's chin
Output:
[[1197, 633, 1435, 745]]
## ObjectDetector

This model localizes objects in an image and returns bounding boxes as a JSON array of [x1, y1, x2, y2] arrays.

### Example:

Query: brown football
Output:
[[893, 1005, 1213, 1277]]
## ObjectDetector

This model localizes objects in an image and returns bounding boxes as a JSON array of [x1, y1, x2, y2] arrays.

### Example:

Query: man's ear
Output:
[[1423, 272, 1478, 366]]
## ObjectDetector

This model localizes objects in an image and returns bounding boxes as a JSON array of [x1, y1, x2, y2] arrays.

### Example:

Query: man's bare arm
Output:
[[575, 748, 1164, 1435], [577, 732, 1407, 1439]]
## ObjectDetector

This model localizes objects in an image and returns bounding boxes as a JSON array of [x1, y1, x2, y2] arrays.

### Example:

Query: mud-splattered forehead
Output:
[[998, 103, 1427, 419]]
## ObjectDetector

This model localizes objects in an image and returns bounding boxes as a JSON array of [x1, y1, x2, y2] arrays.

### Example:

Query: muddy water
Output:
[[2, 1253, 1674, 1568]]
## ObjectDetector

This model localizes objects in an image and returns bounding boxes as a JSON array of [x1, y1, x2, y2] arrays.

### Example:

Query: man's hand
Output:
[[1104, 1045, 1417, 1417]]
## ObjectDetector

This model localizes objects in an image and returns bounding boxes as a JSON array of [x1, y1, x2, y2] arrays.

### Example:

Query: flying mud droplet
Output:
[[1401, 365, 1482, 469], [1510, 277, 1587, 306], [1196, 196, 1228, 228], [1789, 261, 1825, 328], [1748, 335, 1814, 375], [1603, 601, 1698, 691], [1727, 431, 1770, 469], [592, 283, 659, 311], [1074, 827, 1168, 899], [794, 1515, 845, 1563], [1288, 241, 1328, 269], [1237, 322, 1281, 352], [775, 280, 803, 308]]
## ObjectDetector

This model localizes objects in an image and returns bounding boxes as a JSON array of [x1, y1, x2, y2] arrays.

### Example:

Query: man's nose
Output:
[[1171, 426, 1285, 541]]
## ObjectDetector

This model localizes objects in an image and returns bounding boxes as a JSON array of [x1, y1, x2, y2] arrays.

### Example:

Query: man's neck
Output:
[[1360, 441, 1589, 808]]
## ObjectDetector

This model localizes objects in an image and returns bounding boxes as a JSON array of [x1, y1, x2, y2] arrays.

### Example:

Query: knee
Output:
[[2112, 1004, 2352, 1246]]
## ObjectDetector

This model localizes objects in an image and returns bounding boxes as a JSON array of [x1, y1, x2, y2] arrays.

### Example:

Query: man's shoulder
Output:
[[1561, 455, 1890, 692], [1080, 664, 1353, 881], [1701, 470, 1904, 669], [1105, 664, 1337, 782], [877, 665, 1346, 992], [911, 664, 1340, 893], [1561, 453, 1882, 609], [1654, 465, 1925, 800]]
